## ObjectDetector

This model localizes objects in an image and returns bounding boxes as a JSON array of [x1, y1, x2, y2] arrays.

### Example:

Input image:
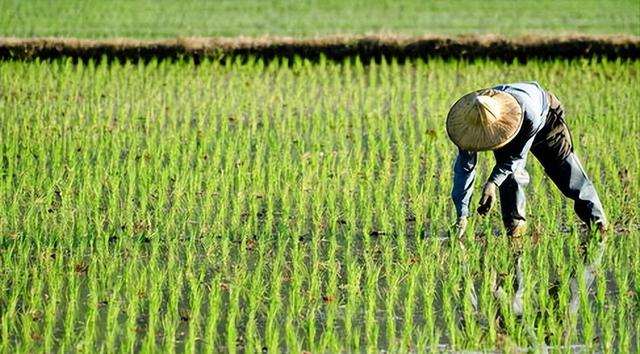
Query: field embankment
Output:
[[1, 35, 639, 62]]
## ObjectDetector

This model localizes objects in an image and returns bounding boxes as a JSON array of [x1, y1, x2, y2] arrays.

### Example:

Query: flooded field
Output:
[[1, 58, 638, 352]]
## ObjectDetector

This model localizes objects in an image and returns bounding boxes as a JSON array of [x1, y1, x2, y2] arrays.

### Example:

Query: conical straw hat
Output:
[[446, 89, 523, 151]]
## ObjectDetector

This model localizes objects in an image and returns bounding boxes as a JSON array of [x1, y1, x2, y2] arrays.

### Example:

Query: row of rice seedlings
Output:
[[0, 57, 638, 352]]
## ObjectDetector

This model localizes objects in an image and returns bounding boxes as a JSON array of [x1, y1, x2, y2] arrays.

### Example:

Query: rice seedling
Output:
[[0, 57, 638, 352]]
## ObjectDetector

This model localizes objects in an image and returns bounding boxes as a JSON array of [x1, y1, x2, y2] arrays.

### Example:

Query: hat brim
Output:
[[446, 89, 523, 151]]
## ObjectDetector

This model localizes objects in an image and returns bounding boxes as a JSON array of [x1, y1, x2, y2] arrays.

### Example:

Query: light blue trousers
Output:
[[499, 153, 607, 229]]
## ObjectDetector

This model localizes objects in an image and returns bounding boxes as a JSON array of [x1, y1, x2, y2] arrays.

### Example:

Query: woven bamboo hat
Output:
[[446, 89, 523, 151]]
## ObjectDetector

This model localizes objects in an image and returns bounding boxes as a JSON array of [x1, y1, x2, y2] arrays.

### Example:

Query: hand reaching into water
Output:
[[477, 181, 497, 216]]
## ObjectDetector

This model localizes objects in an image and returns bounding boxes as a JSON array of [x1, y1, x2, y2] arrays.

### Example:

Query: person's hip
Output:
[[531, 92, 573, 166]]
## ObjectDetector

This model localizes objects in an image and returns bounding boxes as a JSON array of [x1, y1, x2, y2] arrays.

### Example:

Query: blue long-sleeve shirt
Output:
[[451, 81, 550, 217]]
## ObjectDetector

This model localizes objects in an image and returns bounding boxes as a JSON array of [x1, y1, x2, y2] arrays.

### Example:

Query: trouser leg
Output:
[[531, 93, 607, 227], [498, 166, 530, 230], [539, 153, 607, 226]]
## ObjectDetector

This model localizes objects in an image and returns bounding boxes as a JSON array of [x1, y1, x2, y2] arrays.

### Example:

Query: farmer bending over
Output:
[[446, 81, 607, 238]]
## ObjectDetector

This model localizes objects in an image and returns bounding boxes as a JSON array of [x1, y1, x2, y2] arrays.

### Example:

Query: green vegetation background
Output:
[[1, 58, 638, 352], [1, 0, 639, 38]]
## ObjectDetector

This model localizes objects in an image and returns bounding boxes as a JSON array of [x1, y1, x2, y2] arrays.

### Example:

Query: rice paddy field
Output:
[[1, 0, 639, 38], [0, 57, 638, 352]]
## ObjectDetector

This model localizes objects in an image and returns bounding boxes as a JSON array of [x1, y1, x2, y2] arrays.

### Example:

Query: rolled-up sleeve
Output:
[[451, 150, 477, 217]]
